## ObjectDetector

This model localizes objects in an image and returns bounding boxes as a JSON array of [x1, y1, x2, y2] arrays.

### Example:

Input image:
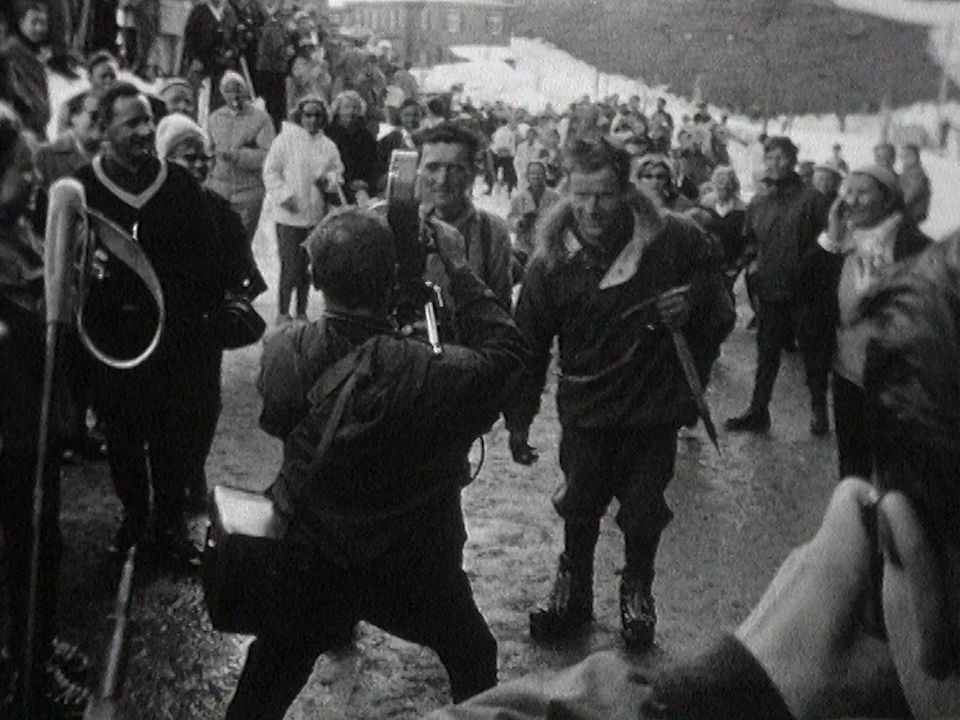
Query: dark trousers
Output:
[[556, 425, 677, 581], [832, 374, 875, 479], [225, 504, 497, 719], [750, 299, 820, 410], [0, 452, 62, 677], [493, 155, 517, 194], [796, 302, 835, 407], [97, 356, 221, 530], [253, 70, 286, 132], [275, 224, 311, 317]]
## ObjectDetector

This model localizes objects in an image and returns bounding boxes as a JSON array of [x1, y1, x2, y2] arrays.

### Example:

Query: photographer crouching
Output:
[[224, 208, 528, 720]]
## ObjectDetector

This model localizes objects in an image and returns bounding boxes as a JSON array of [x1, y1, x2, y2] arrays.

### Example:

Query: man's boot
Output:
[[620, 574, 657, 653], [621, 533, 659, 653], [530, 519, 599, 641], [529, 552, 593, 641]]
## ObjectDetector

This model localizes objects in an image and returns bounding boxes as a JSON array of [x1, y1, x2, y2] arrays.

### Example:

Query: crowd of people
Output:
[[0, 0, 952, 718]]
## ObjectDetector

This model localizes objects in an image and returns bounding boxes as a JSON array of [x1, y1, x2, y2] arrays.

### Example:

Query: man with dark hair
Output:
[[423, 234, 960, 720], [84, 50, 118, 96], [505, 137, 727, 653], [224, 208, 527, 719], [726, 136, 827, 435], [72, 82, 235, 567], [415, 120, 514, 314]]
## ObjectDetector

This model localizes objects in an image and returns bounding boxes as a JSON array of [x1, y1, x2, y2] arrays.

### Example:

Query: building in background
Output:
[[331, 0, 512, 67]]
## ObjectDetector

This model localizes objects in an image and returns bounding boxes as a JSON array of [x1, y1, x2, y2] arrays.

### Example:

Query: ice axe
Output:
[[671, 329, 721, 454], [83, 545, 137, 720]]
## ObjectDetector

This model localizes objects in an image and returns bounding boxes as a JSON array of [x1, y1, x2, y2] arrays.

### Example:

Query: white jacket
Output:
[[263, 121, 344, 228]]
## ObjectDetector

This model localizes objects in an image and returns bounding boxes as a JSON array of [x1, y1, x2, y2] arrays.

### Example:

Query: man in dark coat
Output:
[[182, 0, 238, 107], [505, 137, 727, 654], [72, 83, 235, 567], [424, 236, 960, 720], [224, 208, 527, 719], [725, 136, 827, 435]]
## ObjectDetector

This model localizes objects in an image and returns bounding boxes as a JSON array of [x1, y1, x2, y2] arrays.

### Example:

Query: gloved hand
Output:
[[509, 428, 538, 465], [656, 285, 691, 331]]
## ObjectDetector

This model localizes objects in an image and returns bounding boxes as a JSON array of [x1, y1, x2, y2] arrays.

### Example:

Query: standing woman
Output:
[[263, 96, 343, 323], [206, 71, 275, 243], [0, 110, 91, 715], [325, 90, 377, 205]]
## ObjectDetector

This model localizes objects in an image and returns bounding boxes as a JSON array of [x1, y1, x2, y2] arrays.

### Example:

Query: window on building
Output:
[[447, 10, 461, 34], [488, 13, 503, 36]]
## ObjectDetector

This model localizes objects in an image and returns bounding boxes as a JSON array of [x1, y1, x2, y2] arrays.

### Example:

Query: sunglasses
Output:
[[640, 172, 670, 181]]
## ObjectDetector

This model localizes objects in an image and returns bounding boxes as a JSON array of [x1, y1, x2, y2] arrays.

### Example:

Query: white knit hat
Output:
[[155, 113, 207, 159], [219, 70, 248, 96]]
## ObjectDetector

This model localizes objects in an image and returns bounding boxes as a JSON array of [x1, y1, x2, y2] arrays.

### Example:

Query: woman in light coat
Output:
[[263, 95, 344, 322]]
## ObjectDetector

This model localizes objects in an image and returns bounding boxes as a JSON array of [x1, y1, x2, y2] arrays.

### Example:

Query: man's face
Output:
[[19, 8, 48, 45], [103, 94, 156, 168], [812, 168, 840, 197], [418, 141, 473, 217], [167, 137, 210, 183], [90, 61, 118, 94], [764, 147, 794, 181], [398, 105, 420, 131], [0, 137, 39, 224], [902, 148, 920, 167], [526, 163, 546, 192], [842, 174, 889, 229], [569, 166, 627, 245], [874, 144, 896, 169]]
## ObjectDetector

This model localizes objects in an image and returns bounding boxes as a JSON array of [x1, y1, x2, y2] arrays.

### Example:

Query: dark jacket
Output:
[[182, 1, 238, 80], [506, 212, 725, 431], [744, 172, 825, 302], [0, 220, 46, 453], [424, 636, 793, 720], [899, 163, 931, 225], [0, 35, 51, 137], [326, 120, 379, 201], [261, 267, 527, 567]]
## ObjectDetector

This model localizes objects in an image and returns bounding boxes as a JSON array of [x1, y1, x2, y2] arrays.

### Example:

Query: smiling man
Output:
[[72, 82, 236, 569], [505, 137, 726, 653], [415, 121, 513, 318]]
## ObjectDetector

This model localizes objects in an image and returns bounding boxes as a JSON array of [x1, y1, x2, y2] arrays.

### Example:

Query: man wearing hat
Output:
[[818, 163, 930, 478]]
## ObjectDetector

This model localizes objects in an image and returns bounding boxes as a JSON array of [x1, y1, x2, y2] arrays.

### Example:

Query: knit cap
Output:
[[155, 113, 207, 159], [850, 164, 903, 202], [219, 70, 248, 96]]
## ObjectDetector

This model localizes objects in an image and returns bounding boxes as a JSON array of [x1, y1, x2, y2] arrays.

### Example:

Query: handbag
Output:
[[203, 345, 366, 634], [203, 485, 287, 634], [207, 293, 266, 350]]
